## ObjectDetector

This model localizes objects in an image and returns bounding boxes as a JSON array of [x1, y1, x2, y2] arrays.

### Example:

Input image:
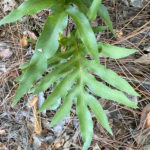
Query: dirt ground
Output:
[[0, 0, 150, 149]]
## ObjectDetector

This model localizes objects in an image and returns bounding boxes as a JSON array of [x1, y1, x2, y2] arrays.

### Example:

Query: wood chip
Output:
[[29, 96, 38, 108], [29, 96, 42, 134]]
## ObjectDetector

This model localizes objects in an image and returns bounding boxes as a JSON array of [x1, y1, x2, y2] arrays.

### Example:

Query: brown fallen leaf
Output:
[[146, 112, 150, 128], [20, 33, 28, 47], [0, 48, 13, 58], [137, 104, 150, 129]]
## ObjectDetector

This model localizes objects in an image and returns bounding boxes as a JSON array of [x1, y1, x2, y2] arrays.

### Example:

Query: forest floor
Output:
[[0, 0, 150, 149]]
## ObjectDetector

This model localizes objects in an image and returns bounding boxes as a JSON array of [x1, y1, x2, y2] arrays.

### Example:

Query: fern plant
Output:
[[0, 0, 140, 149]]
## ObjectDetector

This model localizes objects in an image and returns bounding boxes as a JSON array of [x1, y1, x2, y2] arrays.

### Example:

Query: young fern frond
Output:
[[0, 0, 140, 149]]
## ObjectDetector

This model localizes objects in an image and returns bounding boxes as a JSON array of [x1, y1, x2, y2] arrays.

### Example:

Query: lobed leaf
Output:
[[12, 55, 47, 107], [0, 0, 56, 25], [12, 10, 68, 106], [76, 89, 93, 150], [87, 60, 139, 96], [86, 93, 113, 135], [87, 0, 102, 21], [50, 85, 79, 127], [32, 12, 68, 61], [98, 42, 138, 59], [84, 71, 138, 109], [38, 70, 78, 112], [66, 6, 99, 62], [33, 57, 77, 94], [97, 4, 115, 36]]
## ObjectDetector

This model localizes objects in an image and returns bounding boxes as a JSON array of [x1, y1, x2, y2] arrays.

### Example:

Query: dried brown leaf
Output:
[[20, 33, 28, 47], [146, 112, 150, 128]]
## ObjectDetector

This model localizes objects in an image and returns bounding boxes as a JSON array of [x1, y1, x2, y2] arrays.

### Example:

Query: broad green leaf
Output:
[[12, 55, 47, 107], [97, 4, 115, 36], [87, 60, 139, 96], [86, 93, 112, 135], [98, 42, 138, 59], [84, 72, 138, 109], [34, 57, 77, 94], [38, 70, 78, 112], [76, 89, 93, 150], [32, 12, 68, 62], [66, 6, 99, 62], [0, 0, 56, 25], [92, 26, 107, 33], [87, 0, 102, 21], [50, 85, 79, 127]]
